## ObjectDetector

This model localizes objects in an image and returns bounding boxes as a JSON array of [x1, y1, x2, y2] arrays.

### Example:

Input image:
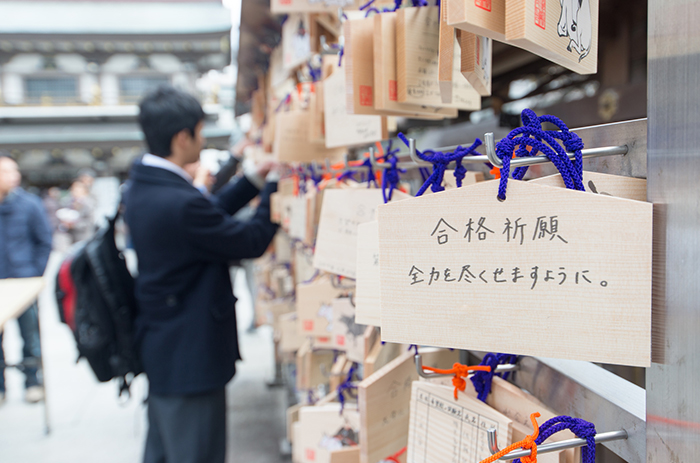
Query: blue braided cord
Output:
[[495, 109, 585, 200], [398, 132, 482, 196], [513, 416, 597, 463]]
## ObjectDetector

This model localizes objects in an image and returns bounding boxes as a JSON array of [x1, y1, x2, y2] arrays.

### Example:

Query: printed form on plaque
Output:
[[377, 180, 653, 367]]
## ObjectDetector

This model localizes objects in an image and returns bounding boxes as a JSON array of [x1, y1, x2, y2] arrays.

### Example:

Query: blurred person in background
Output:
[[125, 86, 278, 463], [0, 153, 52, 404], [57, 179, 96, 244], [43, 186, 62, 233]]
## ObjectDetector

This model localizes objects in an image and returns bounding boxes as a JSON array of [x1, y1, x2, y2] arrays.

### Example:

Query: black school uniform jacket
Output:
[[124, 162, 278, 395]]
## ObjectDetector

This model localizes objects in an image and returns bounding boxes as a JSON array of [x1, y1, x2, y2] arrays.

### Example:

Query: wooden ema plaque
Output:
[[324, 65, 386, 148], [378, 180, 653, 367], [505, 0, 599, 74], [407, 381, 513, 463], [373, 13, 457, 119], [447, 0, 507, 41], [282, 13, 312, 70], [314, 189, 410, 279], [273, 110, 346, 163], [396, 6, 481, 110], [458, 31, 492, 96], [297, 275, 345, 338], [359, 349, 459, 463], [331, 297, 367, 362], [298, 403, 361, 463]]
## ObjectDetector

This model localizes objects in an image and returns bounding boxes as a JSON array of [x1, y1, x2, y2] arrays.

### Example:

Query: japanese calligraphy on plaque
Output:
[[377, 179, 653, 367]]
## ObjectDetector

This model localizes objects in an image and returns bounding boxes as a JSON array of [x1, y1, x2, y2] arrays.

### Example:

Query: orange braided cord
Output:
[[479, 413, 541, 463], [422, 363, 492, 399]]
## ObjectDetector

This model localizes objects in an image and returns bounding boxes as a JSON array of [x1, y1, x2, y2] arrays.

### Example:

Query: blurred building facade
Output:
[[0, 0, 233, 185]]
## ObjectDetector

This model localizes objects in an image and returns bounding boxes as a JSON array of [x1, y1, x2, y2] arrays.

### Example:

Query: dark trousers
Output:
[[0, 302, 42, 392], [143, 387, 226, 463]]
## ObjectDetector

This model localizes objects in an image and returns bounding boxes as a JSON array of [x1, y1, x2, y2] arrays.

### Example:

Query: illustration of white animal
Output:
[[557, 0, 592, 62]]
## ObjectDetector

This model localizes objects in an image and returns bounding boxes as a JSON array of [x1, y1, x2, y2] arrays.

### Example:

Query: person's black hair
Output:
[[138, 85, 205, 158]]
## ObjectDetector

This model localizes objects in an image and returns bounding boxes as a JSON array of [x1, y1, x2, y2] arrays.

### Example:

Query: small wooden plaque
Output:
[[447, 0, 507, 41], [297, 275, 345, 338], [396, 6, 481, 110], [458, 30, 492, 96], [378, 179, 653, 366], [273, 110, 346, 163], [298, 404, 361, 463], [314, 189, 409, 279], [332, 297, 367, 362], [505, 0, 599, 74], [373, 13, 458, 119], [324, 66, 386, 148]]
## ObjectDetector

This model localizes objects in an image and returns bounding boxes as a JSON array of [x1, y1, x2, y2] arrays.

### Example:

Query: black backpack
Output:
[[55, 212, 142, 395]]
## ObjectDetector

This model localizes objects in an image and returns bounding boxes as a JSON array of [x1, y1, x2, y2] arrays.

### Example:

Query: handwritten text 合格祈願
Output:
[[430, 216, 568, 246]]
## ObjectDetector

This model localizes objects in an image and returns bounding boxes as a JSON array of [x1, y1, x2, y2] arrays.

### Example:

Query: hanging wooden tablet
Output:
[[331, 297, 367, 362], [355, 221, 381, 326], [505, 0, 598, 74], [330, 446, 360, 463], [314, 189, 410, 279], [438, 3, 456, 104], [407, 381, 513, 463], [373, 13, 457, 119], [279, 312, 305, 354], [271, 0, 358, 14], [273, 110, 346, 163], [344, 17, 382, 116], [358, 352, 415, 463], [447, 0, 507, 41], [324, 64, 387, 148], [297, 339, 336, 391], [297, 275, 346, 338], [396, 6, 481, 110], [378, 179, 653, 366], [282, 13, 313, 71], [458, 30, 492, 96], [298, 404, 361, 463], [530, 171, 647, 202]]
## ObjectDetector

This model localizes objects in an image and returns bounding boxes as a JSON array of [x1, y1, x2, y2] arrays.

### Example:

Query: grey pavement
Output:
[[0, 255, 287, 463]]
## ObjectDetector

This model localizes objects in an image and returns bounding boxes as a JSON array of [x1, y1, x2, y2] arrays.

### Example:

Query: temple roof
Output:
[[0, 2, 232, 36]]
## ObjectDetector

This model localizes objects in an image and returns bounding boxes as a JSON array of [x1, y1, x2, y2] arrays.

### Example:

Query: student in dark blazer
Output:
[[124, 86, 278, 463]]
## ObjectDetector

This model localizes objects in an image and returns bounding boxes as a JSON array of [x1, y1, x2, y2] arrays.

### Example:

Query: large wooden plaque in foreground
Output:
[[378, 180, 653, 366]]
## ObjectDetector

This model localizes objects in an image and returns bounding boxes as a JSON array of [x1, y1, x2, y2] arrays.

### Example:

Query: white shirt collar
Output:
[[141, 153, 193, 184]]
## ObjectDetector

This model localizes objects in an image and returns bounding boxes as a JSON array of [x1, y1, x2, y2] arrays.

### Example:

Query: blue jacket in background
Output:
[[124, 163, 278, 395], [0, 188, 53, 279]]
